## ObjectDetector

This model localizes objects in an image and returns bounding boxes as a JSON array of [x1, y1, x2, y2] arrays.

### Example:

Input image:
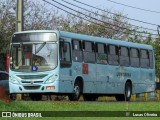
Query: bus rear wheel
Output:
[[68, 81, 81, 101], [115, 82, 132, 101]]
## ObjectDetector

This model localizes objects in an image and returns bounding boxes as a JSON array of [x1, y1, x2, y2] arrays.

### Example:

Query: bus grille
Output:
[[23, 86, 40, 90], [21, 80, 43, 84], [17, 74, 48, 79]]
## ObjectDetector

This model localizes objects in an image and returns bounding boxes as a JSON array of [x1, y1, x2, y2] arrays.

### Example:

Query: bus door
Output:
[[59, 41, 73, 93]]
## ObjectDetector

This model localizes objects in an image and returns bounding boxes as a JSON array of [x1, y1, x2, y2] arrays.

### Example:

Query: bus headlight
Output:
[[45, 74, 58, 84], [10, 76, 19, 84]]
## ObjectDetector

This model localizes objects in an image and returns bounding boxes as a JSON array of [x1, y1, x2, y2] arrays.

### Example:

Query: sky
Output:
[[44, 0, 160, 36], [82, 0, 159, 34]]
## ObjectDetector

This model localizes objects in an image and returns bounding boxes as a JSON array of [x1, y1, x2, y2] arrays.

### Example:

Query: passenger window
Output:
[[141, 50, 148, 59], [131, 48, 139, 58], [60, 41, 71, 67], [72, 40, 83, 62], [96, 43, 107, 64], [72, 40, 81, 50], [83, 41, 94, 52], [119, 46, 129, 66], [130, 48, 139, 67], [83, 41, 95, 63], [109, 45, 118, 55], [108, 45, 119, 65], [120, 47, 129, 57], [149, 50, 154, 69], [97, 44, 105, 53], [140, 49, 149, 68]]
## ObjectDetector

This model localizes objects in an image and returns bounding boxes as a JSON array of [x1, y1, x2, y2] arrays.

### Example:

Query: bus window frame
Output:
[[95, 42, 108, 64], [140, 49, 150, 68], [130, 47, 140, 68], [82, 41, 96, 63], [119, 46, 130, 67], [149, 50, 154, 69], [60, 40, 72, 68], [107, 44, 119, 65], [72, 39, 83, 62]]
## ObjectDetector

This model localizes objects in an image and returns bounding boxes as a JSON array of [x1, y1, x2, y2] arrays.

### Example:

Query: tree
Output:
[[152, 37, 160, 78], [0, 0, 154, 52], [0, 0, 62, 53], [24, 0, 59, 30], [57, 9, 145, 42], [0, 0, 16, 53]]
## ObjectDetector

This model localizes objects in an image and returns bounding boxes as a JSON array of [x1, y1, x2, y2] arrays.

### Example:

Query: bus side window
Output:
[[119, 46, 129, 66], [140, 49, 149, 68], [96, 43, 107, 64], [83, 41, 96, 63], [60, 41, 71, 67], [72, 40, 83, 62], [108, 45, 119, 65], [130, 48, 139, 67], [149, 50, 154, 69]]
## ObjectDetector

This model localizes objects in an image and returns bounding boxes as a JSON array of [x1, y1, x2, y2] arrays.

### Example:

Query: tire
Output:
[[29, 93, 42, 101], [125, 82, 132, 101], [68, 81, 81, 101], [83, 94, 98, 101], [115, 82, 132, 101]]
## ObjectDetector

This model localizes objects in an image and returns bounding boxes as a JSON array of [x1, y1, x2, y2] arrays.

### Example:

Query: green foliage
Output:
[[1, 101, 160, 120], [0, 0, 150, 54], [0, 0, 16, 53], [152, 37, 160, 78], [0, 0, 158, 78], [1, 100, 160, 111]]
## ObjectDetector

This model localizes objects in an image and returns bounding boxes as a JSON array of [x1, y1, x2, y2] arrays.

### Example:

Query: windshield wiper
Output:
[[36, 42, 46, 54]]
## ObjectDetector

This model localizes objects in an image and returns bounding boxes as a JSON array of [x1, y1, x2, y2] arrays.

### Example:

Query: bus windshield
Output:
[[10, 43, 57, 72]]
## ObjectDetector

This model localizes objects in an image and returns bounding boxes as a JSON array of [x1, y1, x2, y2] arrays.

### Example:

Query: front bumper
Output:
[[9, 81, 59, 94]]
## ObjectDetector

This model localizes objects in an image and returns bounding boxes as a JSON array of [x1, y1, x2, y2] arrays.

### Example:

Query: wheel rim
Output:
[[126, 88, 131, 98], [126, 85, 131, 98], [74, 85, 80, 98]]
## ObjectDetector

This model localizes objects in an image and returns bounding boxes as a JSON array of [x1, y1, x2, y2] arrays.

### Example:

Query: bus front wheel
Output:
[[115, 82, 132, 101], [68, 81, 81, 101]]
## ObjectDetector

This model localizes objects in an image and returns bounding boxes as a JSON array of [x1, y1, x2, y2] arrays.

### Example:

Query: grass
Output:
[[0, 100, 160, 120]]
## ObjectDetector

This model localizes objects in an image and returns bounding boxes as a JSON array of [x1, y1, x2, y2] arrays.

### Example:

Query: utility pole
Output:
[[16, 0, 24, 32], [157, 25, 160, 36], [16, 0, 23, 100]]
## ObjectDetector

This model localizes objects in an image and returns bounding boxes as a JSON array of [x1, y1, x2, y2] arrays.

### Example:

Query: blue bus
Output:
[[9, 30, 156, 101]]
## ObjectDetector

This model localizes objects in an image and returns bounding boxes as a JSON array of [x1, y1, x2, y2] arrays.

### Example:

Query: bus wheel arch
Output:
[[68, 76, 83, 101]]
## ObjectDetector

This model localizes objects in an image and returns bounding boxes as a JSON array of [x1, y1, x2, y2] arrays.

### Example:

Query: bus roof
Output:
[[59, 30, 153, 50], [14, 30, 153, 50]]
